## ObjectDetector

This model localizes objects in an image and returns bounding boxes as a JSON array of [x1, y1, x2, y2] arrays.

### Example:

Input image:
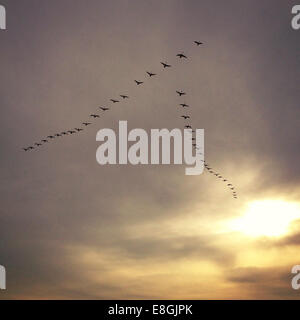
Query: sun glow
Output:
[[229, 200, 300, 237]]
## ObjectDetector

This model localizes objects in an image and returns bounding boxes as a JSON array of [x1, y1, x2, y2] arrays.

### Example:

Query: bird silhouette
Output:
[[99, 107, 110, 111], [22, 40, 238, 200], [161, 62, 171, 68], [146, 71, 156, 77], [176, 90, 186, 96], [135, 80, 144, 85], [177, 53, 187, 59]]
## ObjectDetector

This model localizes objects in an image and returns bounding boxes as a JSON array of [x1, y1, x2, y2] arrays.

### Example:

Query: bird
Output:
[[61, 132, 68, 135], [176, 90, 186, 96], [161, 62, 171, 68], [22, 43, 237, 200], [99, 107, 110, 111], [177, 53, 187, 59], [146, 71, 156, 77]]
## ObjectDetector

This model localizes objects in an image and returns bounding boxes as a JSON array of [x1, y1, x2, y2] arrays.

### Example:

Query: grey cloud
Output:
[[0, 0, 299, 299], [226, 266, 300, 299]]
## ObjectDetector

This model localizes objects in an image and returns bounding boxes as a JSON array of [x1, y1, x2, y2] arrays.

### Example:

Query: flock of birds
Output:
[[22, 40, 237, 199]]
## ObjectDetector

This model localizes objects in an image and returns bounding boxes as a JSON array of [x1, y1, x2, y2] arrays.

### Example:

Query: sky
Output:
[[0, 0, 300, 299]]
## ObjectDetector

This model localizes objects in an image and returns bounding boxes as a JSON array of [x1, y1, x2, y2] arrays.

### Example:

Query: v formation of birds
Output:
[[22, 40, 237, 199]]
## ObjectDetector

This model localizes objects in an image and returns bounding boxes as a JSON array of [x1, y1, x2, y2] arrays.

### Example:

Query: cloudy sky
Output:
[[0, 0, 300, 299]]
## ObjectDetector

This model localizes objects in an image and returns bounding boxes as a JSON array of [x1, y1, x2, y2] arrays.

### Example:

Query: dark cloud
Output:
[[257, 220, 300, 247], [90, 234, 235, 264], [226, 266, 300, 299], [279, 233, 300, 246]]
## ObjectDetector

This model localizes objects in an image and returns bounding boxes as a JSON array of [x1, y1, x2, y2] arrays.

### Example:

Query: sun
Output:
[[229, 200, 300, 237]]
